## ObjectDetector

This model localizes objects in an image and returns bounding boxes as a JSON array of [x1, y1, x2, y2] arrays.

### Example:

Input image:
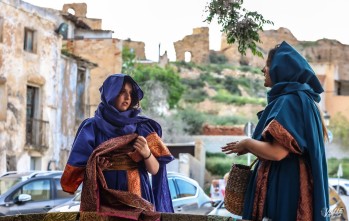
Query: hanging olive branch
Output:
[[205, 0, 273, 57]]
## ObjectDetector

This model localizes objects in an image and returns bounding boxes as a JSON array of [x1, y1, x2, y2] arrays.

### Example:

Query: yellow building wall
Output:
[[66, 38, 122, 114], [321, 64, 349, 121]]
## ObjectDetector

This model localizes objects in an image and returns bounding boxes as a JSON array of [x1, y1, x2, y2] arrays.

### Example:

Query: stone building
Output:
[[220, 28, 349, 120], [175, 26, 349, 121], [174, 27, 209, 64], [122, 38, 146, 60], [60, 3, 123, 114], [0, 0, 151, 173], [0, 0, 98, 173]]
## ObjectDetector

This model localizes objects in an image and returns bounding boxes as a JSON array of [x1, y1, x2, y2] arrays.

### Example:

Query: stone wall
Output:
[[62, 3, 102, 30], [122, 39, 146, 60], [202, 124, 244, 136], [219, 27, 349, 120], [65, 38, 122, 114], [174, 27, 209, 64], [0, 0, 96, 173], [0, 0, 62, 172]]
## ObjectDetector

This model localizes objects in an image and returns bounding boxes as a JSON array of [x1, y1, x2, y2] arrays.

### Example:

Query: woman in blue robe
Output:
[[61, 74, 174, 218], [222, 41, 329, 220]]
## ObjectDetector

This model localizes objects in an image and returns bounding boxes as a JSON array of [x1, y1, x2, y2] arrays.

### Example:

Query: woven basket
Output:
[[224, 159, 258, 216]]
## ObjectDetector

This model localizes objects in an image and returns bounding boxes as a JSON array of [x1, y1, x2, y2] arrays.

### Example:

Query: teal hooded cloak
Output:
[[242, 41, 329, 221]]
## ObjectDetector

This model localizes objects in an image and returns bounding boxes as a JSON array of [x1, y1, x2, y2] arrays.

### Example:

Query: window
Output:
[[75, 69, 86, 123], [30, 157, 41, 171], [168, 178, 177, 200], [0, 17, 4, 43], [175, 179, 197, 198], [24, 28, 36, 53], [54, 178, 72, 199], [0, 78, 6, 121], [335, 80, 349, 96], [184, 51, 192, 62], [26, 85, 48, 149], [26, 86, 39, 145], [11, 179, 50, 202]]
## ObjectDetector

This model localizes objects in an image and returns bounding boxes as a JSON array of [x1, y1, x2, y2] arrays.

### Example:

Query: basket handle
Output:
[[249, 158, 258, 169]]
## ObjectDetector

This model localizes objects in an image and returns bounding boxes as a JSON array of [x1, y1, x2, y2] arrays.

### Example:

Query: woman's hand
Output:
[[222, 138, 289, 161], [134, 136, 159, 175], [221, 139, 250, 156], [97, 157, 112, 171], [133, 136, 151, 159]]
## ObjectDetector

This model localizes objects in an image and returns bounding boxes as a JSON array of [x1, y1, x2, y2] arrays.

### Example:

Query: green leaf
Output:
[[205, 0, 273, 57]]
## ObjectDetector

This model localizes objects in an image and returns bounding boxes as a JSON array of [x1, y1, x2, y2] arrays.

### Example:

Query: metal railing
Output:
[[26, 118, 49, 150]]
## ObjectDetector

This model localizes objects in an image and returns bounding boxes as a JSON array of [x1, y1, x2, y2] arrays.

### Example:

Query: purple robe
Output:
[[61, 74, 174, 213]]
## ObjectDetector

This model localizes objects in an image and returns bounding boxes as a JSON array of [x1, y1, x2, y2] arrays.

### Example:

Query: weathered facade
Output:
[[220, 28, 349, 120], [122, 39, 146, 60], [0, 0, 149, 173], [60, 3, 123, 113], [174, 27, 209, 64], [0, 0, 96, 173]]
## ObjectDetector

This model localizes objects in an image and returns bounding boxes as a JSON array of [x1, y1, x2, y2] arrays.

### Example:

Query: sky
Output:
[[24, 0, 349, 62]]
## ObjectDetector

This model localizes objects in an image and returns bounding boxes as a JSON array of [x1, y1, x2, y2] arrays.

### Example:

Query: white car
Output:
[[208, 186, 347, 221], [329, 178, 349, 195], [207, 200, 242, 219], [49, 172, 214, 215]]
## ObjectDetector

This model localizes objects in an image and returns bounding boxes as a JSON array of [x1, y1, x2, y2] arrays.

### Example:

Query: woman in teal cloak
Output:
[[222, 41, 330, 220]]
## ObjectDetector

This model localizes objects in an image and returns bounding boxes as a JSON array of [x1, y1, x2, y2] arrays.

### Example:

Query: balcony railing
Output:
[[26, 118, 49, 150]]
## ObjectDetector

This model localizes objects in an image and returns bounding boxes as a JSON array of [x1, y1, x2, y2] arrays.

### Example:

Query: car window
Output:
[[175, 178, 197, 198], [168, 178, 178, 200], [54, 178, 72, 199], [12, 179, 50, 202], [0, 177, 21, 195]]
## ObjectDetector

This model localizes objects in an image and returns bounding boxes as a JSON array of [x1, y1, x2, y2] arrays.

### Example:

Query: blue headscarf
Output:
[[94, 74, 157, 137], [269, 41, 323, 94], [243, 41, 329, 220]]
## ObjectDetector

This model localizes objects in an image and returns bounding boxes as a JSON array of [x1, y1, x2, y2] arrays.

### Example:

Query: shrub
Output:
[[212, 89, 266, 106], [329, 113, 349, 148], [132, 64, 184, 109], [206, 152, 258, 177], [327, 157, 349, 179], [182, 89, 207, 103], [175, 108, 206, 135], [209, 52, 228, 64]]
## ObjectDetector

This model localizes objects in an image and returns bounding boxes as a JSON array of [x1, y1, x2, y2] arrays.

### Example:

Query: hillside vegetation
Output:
[[124, 61, 266, 141], [122, 51, 349, 179]]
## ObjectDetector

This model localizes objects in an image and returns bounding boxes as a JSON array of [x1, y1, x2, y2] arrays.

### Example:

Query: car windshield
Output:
[[0, 177, 22, 195]]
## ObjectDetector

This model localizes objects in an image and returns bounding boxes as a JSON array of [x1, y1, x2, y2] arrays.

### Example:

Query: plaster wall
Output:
[[0, 0, 89, 172], [65, 38, 122, 114]]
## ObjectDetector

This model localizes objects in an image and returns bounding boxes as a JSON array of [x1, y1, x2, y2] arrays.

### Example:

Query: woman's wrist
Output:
[[144, 151, 152, 160]]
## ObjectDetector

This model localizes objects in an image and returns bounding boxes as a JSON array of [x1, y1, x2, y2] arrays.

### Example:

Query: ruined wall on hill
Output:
[[220, 27, 349, 80], [174, 27, 209, 64]]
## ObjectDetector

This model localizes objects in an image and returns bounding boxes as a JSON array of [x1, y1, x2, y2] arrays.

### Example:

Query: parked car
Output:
[[0, 171, 80, 216], [208, 199, 242, 219], [208, 186, 348, 221], [48, 191, 82, 213], [0, 171, 55, 196], [49, 172, 213, 214], [329, 178, 349, 195], [167, 172, 213, 214]]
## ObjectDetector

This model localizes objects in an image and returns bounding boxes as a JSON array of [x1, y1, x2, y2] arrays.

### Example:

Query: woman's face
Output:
[[115, 82, 132, 111], [262, 63, 273, 88]]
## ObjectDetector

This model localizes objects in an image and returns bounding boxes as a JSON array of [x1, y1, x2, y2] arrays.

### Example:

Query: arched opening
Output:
[[67, 8, 76, 15], [185, 51, 192, 62]]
